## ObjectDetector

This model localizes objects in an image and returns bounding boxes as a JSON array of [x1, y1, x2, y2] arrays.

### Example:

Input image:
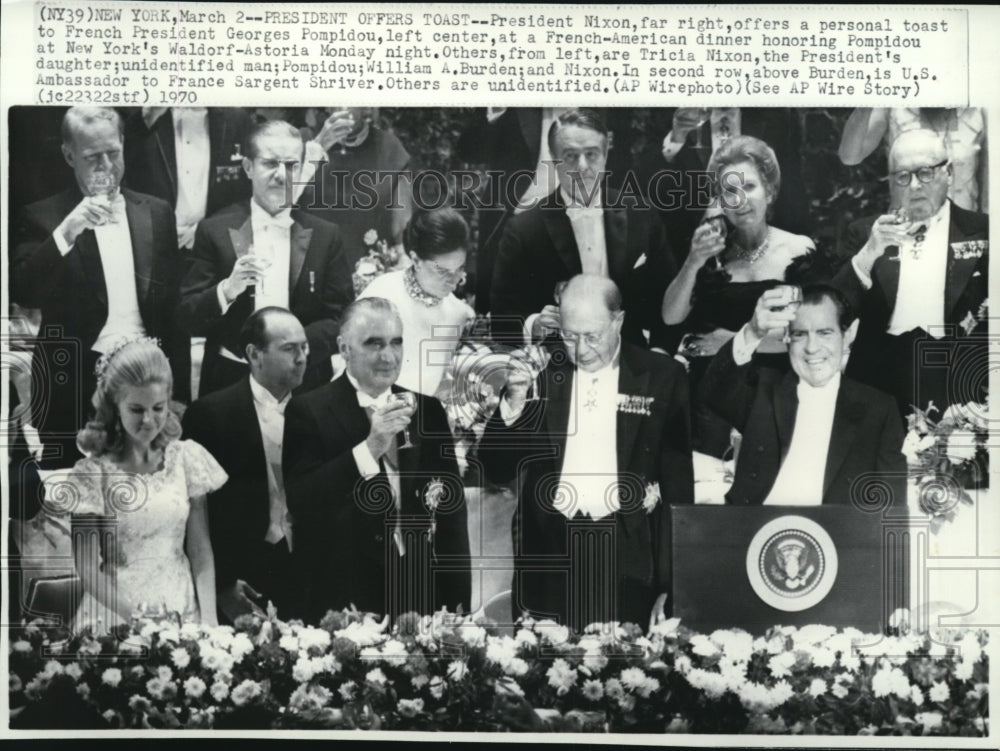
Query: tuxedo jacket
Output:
[[700, 342, 907, 507], [833, 201, 989, 399], [177, 201, 353, 391], [283, 375, 471, 623], [181, 378, 273, 595], [479, 343, 694, 626], [489, 189, 676, 346], [11, 187, 190, 401], [123, 108, 252, 220], [456, 108, 635, 313]]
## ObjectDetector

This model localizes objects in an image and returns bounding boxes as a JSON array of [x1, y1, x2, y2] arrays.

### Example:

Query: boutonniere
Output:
[[632, 252, 648, 270], [642, 481, 661, 514], [951, 240, 987, 260], [617, 394, 654, 416], [423, 477, 446, 545]]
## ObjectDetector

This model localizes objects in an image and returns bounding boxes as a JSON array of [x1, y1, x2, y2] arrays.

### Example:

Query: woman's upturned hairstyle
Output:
[[708, 134, 782, 206], [76, 339, 181, 456]]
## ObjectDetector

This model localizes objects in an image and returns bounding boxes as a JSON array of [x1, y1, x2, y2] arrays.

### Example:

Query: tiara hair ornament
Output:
[[94, 335, 162, 387]]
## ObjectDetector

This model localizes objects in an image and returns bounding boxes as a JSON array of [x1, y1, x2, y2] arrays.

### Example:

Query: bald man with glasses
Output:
[[481, 274, 693, 633], [834, 128, 989, 418]]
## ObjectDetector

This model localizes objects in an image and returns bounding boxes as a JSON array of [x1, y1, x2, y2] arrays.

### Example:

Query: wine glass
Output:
[[768, 285, 803, 344], [390, 391, 417, 449], [248, 244, 273, 296], [86, 172, 116, 224], [691, 107, 711, 149]]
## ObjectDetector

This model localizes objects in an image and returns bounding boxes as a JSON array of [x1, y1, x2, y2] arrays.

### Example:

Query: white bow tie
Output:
[[356, 390, 391, 410], [565, 205, 603, 222], [256, 214, 294, 232]]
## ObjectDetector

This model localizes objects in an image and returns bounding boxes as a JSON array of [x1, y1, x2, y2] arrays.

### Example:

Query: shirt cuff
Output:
[[851, 255, 874, 290], [217, 282, 234, 315], [499, 397, 525, 426], [732, 323, 763, 365], [352, 441, 381, 478], [52, 223, 73, 256], [661, 133, 684, 162], [524, 313, 540, 346]]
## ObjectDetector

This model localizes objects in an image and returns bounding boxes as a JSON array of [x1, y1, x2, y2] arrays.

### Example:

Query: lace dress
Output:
[[65, 440, 227, 622]]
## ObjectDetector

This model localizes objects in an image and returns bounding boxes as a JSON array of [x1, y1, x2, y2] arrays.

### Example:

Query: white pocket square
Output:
[[632, 253, 648, 270]]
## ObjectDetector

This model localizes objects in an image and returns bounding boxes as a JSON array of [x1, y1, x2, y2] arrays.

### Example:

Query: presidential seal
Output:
[[745, 516, 838, 612]]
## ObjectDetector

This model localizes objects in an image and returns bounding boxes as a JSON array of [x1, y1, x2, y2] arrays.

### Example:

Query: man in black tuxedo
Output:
[[833, 129, 989, 418], [489, 109, 675, 348], [123, 107, 253, 250], [481, 275, 693, 632], [456, 107, 635, 313], [11, 106, 188, 468], [701, 284, 906, 507], [178, 120, 353, 397], [283, 298, 471, 623], [182, 307, 309, 622]]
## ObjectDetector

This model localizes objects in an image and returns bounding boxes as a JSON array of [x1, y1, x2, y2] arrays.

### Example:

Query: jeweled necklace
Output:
[[732, 227, 772, 265], [404, 265, 442, 307]]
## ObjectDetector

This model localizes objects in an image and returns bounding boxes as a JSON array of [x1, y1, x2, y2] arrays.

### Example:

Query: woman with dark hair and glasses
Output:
[[358, 208, 474, 397]]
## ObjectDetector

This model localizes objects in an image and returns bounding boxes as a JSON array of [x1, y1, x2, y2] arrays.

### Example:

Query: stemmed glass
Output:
[[390, 391, 418, 449], [248, 244, 273, 296], [769, 285, 803, 344], [87, 172, 116, 224]]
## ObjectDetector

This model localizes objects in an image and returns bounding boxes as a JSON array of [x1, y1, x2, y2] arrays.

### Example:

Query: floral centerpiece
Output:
[[352, 229, 407, 296], [9, 607, 989, 735], [903, 400, 989, 528], [436, 316, 549, 479]]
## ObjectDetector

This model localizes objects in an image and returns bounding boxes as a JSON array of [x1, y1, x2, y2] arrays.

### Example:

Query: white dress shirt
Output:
[[347, 373, 406, 555], [503, 346, 622, 520], [248, 375, 293, 550], [54, 192, 146, 353], [561, 187, 609, 278], [762, 373, 840, 506], [851, 202, 950, 338], [172, 107, 211, 250], [732, 324, 840, 506]]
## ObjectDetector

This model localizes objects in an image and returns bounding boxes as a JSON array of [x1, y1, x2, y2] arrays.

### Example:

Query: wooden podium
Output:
[[670, 506, 910, 634]]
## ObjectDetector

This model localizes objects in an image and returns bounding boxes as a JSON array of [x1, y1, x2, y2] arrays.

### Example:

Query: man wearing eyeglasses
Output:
[[481, 274, 693, 633], [834, 128, 989, 418], [178, 120, 353, 398]]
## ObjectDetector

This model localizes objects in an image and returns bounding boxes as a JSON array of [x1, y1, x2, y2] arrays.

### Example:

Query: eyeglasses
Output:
[[559, 319, 616, 348], [421, 259, 466, 284], [891, 159, 949, 187]]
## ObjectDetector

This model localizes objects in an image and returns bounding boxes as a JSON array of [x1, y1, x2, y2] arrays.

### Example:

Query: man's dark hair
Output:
[[800, 284, 857, 331], [239, 306, 295, 357], [246, 119, 303, 161], [547, 108, 608, 154], [405, 208, 470, 261]]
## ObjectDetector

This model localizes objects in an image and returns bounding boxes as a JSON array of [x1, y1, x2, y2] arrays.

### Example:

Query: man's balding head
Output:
[[888, 129, 952, 221], [557, 274, 624, 373]]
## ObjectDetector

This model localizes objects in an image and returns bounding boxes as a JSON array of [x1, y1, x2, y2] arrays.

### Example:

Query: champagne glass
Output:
[[768, 285, 802, 344], [249, 244, 273, 296], [86, 172, 116, 225], [390, 392, 418, 449], [691, 107, 711, 149]]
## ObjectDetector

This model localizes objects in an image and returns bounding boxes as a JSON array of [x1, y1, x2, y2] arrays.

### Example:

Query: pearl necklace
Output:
[[732, 227, 772, 265], [403, 266, 443, 307]]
